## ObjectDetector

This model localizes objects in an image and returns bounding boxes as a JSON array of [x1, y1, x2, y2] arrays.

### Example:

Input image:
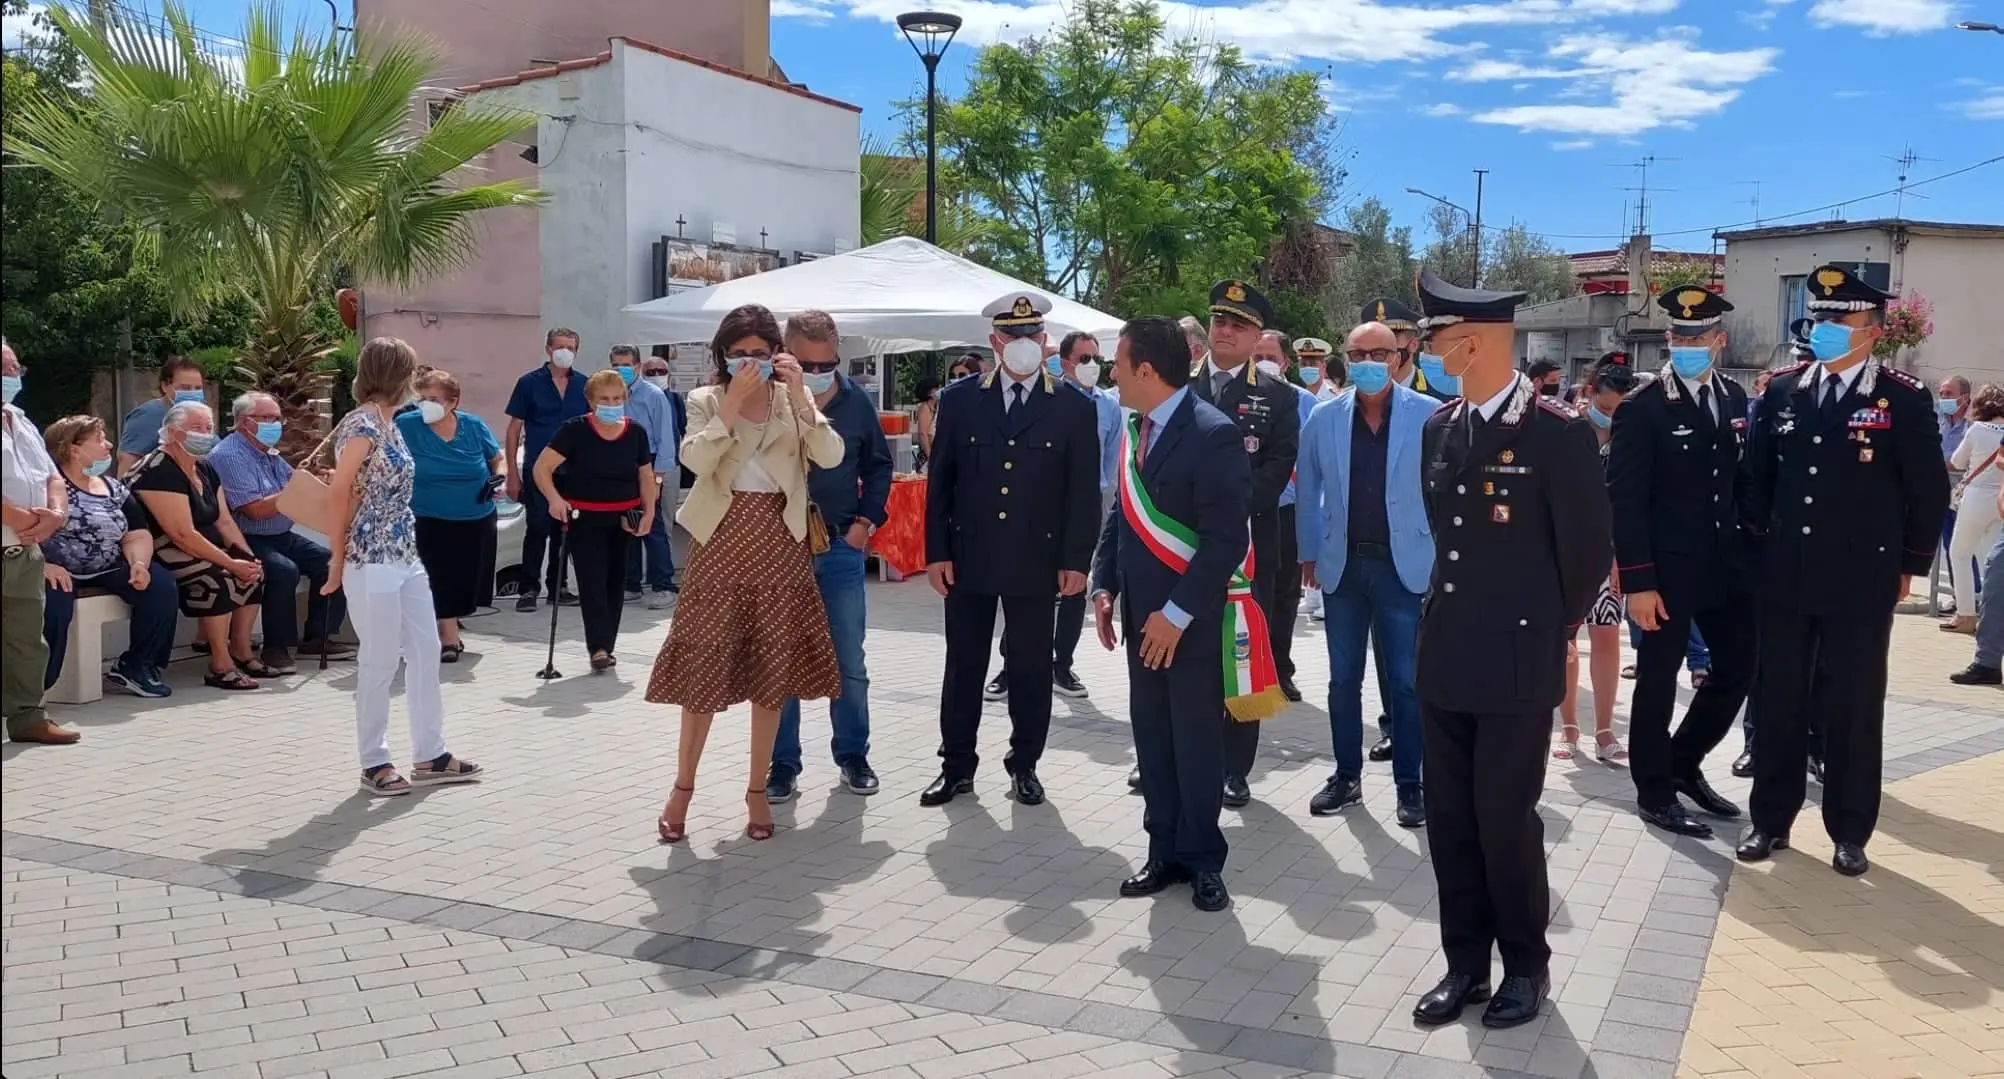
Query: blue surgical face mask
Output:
[[1588, 405, 1613, 429], [0, 374, 20, 405], [85, 456, 112, 476], [254, 421, 282, 447], [1668, 346, 1713, 381], [1045, 355, 1063, 376], [615, 364, 638, 386], [1808, 321, 1855, 365], [1348, 360, 1390, 395], [181, 432, 217, 456], [734, 357, 774, 380], [803, 371, 836, 395], [594, 404, 626, 424], [172, 388, 205, 405], [1300, 367, 1321, 387], [1936, 398, 1961, 417], [1417, 352, 1460, 396]]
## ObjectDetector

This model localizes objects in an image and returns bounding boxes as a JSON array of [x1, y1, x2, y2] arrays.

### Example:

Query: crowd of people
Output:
[[1, 255, 1997, 1032]]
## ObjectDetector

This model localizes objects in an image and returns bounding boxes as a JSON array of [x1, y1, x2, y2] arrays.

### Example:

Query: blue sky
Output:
[[12, 0, 2001, 253]]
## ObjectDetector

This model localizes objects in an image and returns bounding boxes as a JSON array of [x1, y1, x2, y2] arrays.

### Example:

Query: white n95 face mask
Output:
[[1074, 361, 1101, 386], [417, 400, 448, 424], [550, 347, 576, 369], [1001, 338, 1044, 376]]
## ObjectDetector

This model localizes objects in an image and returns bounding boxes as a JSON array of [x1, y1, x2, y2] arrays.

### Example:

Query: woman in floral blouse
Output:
[[323, 338, 482, 796]]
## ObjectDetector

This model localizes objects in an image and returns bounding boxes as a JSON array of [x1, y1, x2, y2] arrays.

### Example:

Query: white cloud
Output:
[[1807, 0, 1957, 35], [1963, 87, 2004, 119], [771, 0, 836, 18], [1461, 31, 1778, 135], [1419, 102, 1465, 116], [1551, 138, 1595, 149]]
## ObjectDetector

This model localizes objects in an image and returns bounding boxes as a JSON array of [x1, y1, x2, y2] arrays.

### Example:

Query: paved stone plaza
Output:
[[4, 578, 2000, 1079]]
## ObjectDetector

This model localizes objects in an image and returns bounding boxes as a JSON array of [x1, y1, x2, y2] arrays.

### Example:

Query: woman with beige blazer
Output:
[[647, 303, 845, 843]]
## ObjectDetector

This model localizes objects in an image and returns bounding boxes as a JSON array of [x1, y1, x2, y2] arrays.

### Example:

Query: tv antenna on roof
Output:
[[1734, 179, 1763, 226], [1607, 155, 1679, 235], [1884, 144, 1940, 219]]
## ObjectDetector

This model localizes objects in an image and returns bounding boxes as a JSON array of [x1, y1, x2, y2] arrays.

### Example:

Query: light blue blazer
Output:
[[1293, 383, 1442, 596]]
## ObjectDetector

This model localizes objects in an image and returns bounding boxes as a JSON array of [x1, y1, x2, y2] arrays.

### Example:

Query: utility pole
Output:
[[1471, 168, 1488, 287]]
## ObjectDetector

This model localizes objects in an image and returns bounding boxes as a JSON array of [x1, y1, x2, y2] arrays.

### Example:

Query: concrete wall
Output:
[[1719, 226, 1896, 370]]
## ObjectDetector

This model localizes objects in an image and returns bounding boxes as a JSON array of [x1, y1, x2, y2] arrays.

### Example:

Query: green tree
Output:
[[921, 0, 1333, 320], [1419, 203, 1478, 289], [858, 139, 998, 255], [1481, 222, 1576, 305], [5, 1, 541, 448], [0, 1, 253, 420], [1328, 197, 1417, 328], [1647, 253, 1715, 295]]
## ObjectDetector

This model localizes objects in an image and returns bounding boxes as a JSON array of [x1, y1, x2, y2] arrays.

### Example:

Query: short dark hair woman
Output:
[[397, 369, 504, 662], [645, 304, 844, 844]]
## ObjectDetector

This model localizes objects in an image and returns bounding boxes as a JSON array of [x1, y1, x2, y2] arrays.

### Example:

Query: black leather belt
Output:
[[1350, 541, 1392, 558]]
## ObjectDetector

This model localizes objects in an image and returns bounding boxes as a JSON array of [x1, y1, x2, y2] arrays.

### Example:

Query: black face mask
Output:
[[1539, 384, 1560, 398]]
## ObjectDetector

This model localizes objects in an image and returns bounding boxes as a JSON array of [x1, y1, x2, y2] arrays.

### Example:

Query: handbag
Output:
[[274, 413, 380, 537], [791, 395, 831, 555], [1951, 445, 2000, 511]]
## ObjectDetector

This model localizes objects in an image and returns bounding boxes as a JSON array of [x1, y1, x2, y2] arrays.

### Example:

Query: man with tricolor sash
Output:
[[1408, 269, 1611, 1031], [1091, 317, 1260, 913]]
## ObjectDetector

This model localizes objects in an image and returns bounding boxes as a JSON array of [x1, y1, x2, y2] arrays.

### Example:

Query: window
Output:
[[426, 95, 461, 127], [1779, 275, 1806, 340]]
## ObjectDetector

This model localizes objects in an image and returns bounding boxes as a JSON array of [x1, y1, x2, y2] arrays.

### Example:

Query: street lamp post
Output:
[[898, 11, 963, 246]]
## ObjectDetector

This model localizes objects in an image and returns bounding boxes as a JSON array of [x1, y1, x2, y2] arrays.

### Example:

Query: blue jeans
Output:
[[774, 537, 871, 772], [43, 564, 180, 687], [245, 531, 344, 648], [1977, 526, 2004, 668], [623, 497, 674, 593], [1630, 618, 1709, 671], [1324, 553, 1423, 789]]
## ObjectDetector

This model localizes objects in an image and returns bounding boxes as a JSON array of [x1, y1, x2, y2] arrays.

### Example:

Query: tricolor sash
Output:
[[1118, 412, 1285, 722]]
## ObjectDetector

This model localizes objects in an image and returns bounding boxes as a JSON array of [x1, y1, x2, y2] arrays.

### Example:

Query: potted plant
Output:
[[1874, 291, 1933, 366]]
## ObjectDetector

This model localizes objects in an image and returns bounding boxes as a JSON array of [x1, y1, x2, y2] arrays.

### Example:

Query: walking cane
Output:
[[316, 592, 331, 672], [536, 512, 574, 681]]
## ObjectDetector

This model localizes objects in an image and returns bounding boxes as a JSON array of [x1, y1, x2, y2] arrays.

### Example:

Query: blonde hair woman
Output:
[[647, 304, 843, 842], [323, 338, 482, 796]]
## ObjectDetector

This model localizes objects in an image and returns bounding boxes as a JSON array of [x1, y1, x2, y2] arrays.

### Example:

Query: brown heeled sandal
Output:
[[745, 789, 775, 841], [658, 784, 694, 843]]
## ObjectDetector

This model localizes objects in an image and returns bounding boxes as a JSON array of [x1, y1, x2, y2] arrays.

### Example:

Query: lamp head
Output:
[[898, 11, 963, 59]]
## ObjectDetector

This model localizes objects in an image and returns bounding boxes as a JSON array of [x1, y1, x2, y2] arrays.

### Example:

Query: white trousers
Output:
[[1949, 490, 2003, 616], [346, 561, 446, 770]]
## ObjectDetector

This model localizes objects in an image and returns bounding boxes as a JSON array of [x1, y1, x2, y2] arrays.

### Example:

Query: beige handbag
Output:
[[793, 398, 831, 556], [274, 415, 378, 537], [1951, 446, 1999, 511]]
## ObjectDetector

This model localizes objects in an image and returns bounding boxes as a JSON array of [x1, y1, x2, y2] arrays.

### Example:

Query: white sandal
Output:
[[1553, 724, 1580, 761], [1595, 733, 1629, 767]]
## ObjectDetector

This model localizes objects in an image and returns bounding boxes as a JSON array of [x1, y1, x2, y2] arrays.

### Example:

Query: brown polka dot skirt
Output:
[[646, 492, 841, 712]]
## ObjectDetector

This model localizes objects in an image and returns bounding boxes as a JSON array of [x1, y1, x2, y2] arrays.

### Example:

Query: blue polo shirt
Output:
[[505, 363, 589, 465], [397, 410, 502, 521]]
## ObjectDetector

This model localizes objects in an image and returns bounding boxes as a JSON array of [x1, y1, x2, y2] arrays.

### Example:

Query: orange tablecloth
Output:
[[875, 476, 928, 577]]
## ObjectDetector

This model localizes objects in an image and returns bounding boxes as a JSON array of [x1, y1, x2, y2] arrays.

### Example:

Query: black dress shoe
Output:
[[1369, 731, 1393, 763], [1395, 785, 1426, 828], [1807, 755, 1825, 785], [1278, 676, 1302, 703], [838, 758, 879, 795], [1481, 974, 1549, 1029], [1832, 842, 1869, 877], [1308, 774, 1362, 816], [1950, 662, 2002, 686], [1052, 668, 1089, 698], [1735, 826, 1789, 862], [1412, 972, 1491, 1025], [1639, 801, 1713, 838], [1731, 747, 1754, 778], [983, 672, 1008, 701], [1126, 765, 1143, 791], [1009, 768, 1046, 806], [919, 773, 973, 807], [1190, 871, 1231, 912], [1118, 861, 1188, 897], [1222, 774, 1251, 808], [1675, 773, 1741, 819], [764, 767, 799, 805]]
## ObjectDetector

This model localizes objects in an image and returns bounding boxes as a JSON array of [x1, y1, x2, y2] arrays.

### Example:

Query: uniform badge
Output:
[[1492, 504, 1511, 524], [1483, 481, 1495, 495], [1244, 436, 1261, 453], [1877, 398, 1888, 409], [1859, 448, 1874, 463], [1500, 450, 1515, 465]]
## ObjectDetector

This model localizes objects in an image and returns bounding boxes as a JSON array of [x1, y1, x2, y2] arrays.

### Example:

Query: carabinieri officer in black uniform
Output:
[[1189, 279, 1299, 809], [1608, 287, 1757, 839], [1737, 265, 1949, 877], [923, 291, 1103, 808], [1410, 269, 1611, 1030]]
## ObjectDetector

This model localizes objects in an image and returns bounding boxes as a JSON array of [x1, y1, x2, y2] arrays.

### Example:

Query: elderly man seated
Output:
[[207, 391, 353, 673]]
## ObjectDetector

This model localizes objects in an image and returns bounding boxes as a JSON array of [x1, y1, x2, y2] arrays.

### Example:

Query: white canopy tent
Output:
[[621, 236, 1124, 356]]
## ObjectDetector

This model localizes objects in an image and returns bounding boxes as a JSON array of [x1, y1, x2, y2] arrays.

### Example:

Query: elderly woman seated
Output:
[[126, 401, 268, 691], [39, 415, 181, 699]]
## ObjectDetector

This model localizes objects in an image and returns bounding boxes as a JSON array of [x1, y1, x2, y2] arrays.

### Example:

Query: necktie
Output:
[[1697, 384, 1714, 428], [1137, 415, 1155, 469], [1820, 375, 1844, 425], [1010, 383, 1026, 412], [1214, 371, 1232, 397]]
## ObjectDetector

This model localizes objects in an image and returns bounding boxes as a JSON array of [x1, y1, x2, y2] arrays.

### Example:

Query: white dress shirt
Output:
[[1471, 372, 1525, 422], [2, 404, 58, 547]]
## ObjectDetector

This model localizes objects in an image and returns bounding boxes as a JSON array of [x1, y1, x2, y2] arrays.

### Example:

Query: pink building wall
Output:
[[351, 0, 771, 426]]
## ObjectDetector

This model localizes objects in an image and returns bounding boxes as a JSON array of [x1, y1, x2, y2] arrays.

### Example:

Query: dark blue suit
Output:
[[1091, 391, 1251, 873], [927, 370, 1101, 779]]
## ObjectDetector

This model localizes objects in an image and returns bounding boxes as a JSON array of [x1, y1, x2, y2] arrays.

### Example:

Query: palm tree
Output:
[[859, 137, 996, 255], [4, 2, 540, 446]]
